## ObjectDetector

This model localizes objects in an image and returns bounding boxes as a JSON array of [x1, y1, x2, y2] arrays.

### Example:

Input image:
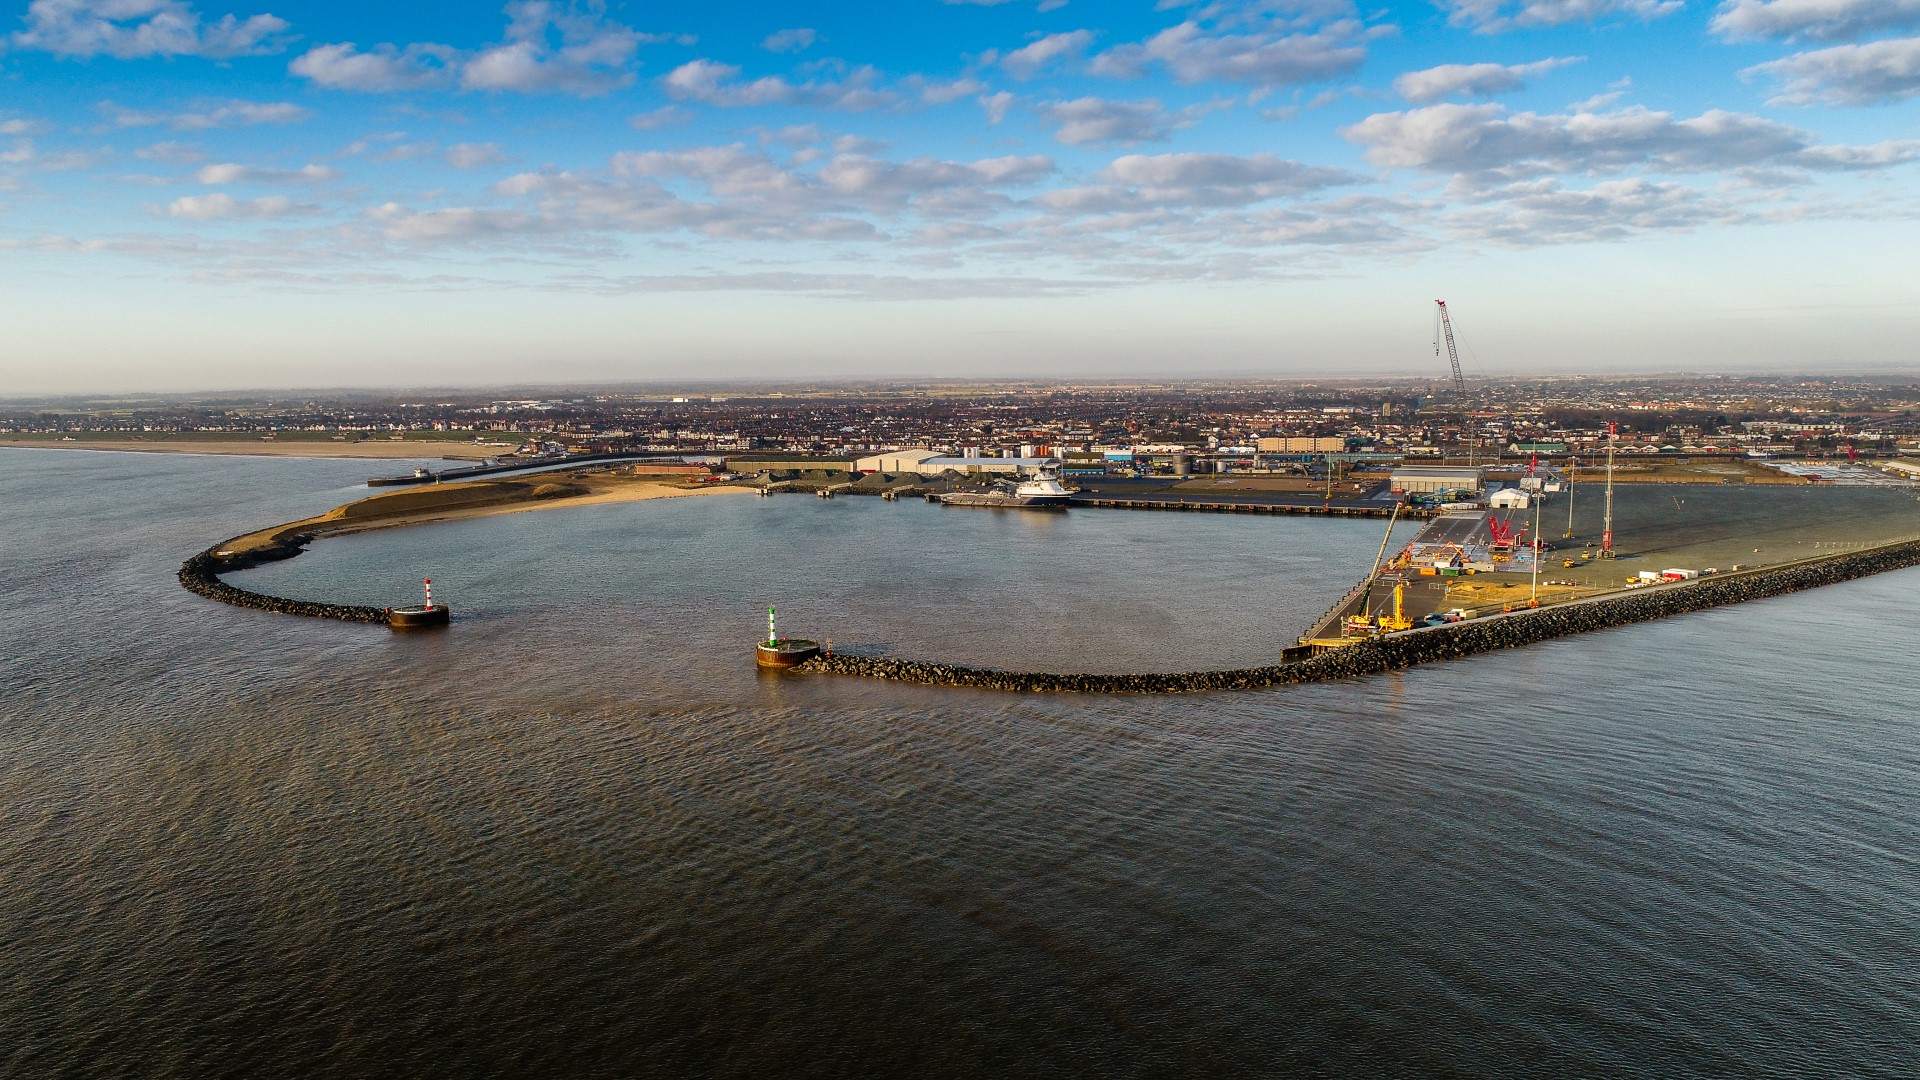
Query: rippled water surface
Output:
[[3, 448, 1918, 1077]]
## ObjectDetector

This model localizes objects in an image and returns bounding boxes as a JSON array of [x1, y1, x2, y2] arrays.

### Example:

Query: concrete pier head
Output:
[[757, 639, 822, 668]]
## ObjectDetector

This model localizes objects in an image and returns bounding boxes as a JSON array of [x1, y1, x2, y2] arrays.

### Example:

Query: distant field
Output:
[[0, 430, 534, 459], [0, 430, 529, 444]]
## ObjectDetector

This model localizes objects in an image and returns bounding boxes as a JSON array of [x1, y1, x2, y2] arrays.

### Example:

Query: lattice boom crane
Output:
[[1434, 300, 1465, 399]]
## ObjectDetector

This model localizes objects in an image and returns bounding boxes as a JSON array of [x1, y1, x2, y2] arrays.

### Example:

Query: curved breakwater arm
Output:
[[178, 539, 391, 624]]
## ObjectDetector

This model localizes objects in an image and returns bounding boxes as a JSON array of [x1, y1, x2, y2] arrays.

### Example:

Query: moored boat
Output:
[[934, 461, 1074, 509]]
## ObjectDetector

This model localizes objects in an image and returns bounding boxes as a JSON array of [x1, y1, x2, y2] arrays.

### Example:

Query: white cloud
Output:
[[292, 1, 671, 96], [1042, 97, 1190, 145], [366, 202, 541, 242], [460, 1, 648, 94], [662, 59, 899, 110], [341, 131, 408, 156], [1089, 9, 1369, 87], [1035, 151, 1359, 212], [1445, 178, 1734, 244], [630, 105, 692, 130], [1343, 101, 1919, 181], [412, 144, 1065, 249], [905, 75, 990, 104], [580, 270, 1102, 301], [11, 0, 289, 59], [1001, 30, 1094, 78], [1710, 0, 1920, 42], [167, 193, 313, 219], [817, 153, 1055, 207], [134, 140, 204, 163], [1438, 0, 1682, 34], [979, 91, 1016, 125], [0, 138, 110, 172], [290, 42, 459, 92], [446, 142, 509, 168], [1392, 57, 1583, 103], [1, 116, 43, 136], [373, 141, 436, 162], [195, 162, 339, 184], [1746, 37, 1920, 105], [610, 145, 808, 198], [761, 27, 817, 53], [102, 99, 310, 130]]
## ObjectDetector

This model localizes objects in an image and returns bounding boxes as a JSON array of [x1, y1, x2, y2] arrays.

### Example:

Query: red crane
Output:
[[1487, 515, 1527, 550]]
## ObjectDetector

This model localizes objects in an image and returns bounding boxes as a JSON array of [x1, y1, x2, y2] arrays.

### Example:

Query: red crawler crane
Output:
[[1486, 514, 1527, 554]]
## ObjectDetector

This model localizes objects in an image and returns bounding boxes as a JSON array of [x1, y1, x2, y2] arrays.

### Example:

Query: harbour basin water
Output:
[[2, 447, 1918, 1077]]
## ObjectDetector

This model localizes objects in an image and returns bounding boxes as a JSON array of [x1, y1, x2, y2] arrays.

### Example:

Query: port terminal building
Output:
[[1390, 465, 1486, 495], [851, 450, 1055, 477], [856, 449, 943, 473], [909, 455, 1053, 476]]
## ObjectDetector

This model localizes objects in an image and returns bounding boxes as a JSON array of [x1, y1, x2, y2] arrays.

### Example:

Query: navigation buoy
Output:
[[389, 576, 451, 629], [756, 604, 818, 668]]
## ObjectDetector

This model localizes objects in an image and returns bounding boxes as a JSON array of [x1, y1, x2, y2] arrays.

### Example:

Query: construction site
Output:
[[1297, 300, 1920, 651]]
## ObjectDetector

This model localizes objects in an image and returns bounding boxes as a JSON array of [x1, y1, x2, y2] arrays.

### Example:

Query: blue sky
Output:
[[2, 0, 1918, 392]]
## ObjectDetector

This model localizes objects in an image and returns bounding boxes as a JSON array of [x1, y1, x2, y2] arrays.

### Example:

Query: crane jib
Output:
[[1435, 299, 1465, 399]]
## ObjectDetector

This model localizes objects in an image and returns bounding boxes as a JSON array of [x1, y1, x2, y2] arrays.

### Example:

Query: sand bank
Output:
[[222, 472, 751, 554]]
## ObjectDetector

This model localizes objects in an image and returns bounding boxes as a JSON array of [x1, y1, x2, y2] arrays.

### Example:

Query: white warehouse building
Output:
[[1391, 465, 1486, 494], [855, 449, 943, 473]]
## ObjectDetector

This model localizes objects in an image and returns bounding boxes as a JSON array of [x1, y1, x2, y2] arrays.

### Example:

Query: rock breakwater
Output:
[[798, 540, 1920, 693], [177, 537, 390, 624]]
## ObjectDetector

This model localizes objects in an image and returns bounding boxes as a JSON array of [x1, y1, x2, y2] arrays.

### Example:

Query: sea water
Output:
[[2, 448, 1917, 1077]]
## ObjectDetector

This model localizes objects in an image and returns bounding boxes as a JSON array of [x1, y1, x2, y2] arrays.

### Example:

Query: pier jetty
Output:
[[792, 539, 1920, 693]]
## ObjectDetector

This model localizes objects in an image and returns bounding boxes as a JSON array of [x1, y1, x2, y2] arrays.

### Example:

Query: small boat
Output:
[[934, 462, 1074, 509]]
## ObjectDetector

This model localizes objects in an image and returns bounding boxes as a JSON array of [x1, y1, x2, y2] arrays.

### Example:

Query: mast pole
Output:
[[1565, 456, 1576, 539], [1601, 422, 1616, 558]]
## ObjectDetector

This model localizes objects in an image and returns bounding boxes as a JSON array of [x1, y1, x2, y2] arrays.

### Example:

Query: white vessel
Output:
[[935, 461, 1075, 508]]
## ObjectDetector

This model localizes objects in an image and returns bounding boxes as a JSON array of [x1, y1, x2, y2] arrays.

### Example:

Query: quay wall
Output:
[[177, 537, 390, 624], [798, 540, 1920, 694]]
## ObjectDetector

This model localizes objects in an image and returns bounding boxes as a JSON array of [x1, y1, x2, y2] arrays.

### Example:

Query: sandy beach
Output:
[[222, 471, 753, 554]]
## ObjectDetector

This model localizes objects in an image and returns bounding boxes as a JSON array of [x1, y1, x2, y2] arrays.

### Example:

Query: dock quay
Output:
[[1071, 494, 1427, 519], [792, 539, 1920, 693]]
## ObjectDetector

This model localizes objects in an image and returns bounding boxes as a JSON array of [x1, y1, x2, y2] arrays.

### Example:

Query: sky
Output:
[[2, 0, 1919, 393]]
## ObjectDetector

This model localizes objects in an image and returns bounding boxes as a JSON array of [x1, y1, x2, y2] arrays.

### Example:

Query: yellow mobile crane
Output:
[[1345, 577, 1413, 636]]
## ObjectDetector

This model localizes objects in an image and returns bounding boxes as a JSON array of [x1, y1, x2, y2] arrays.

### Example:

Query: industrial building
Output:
[[723, 455, 858, 474], [1517, 465, 1568, 493], [1390, 465, 1485, 495], [855, 449, 943, 473], [914, 456, 1052, 476], [1257, 436, 1345, 453]]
